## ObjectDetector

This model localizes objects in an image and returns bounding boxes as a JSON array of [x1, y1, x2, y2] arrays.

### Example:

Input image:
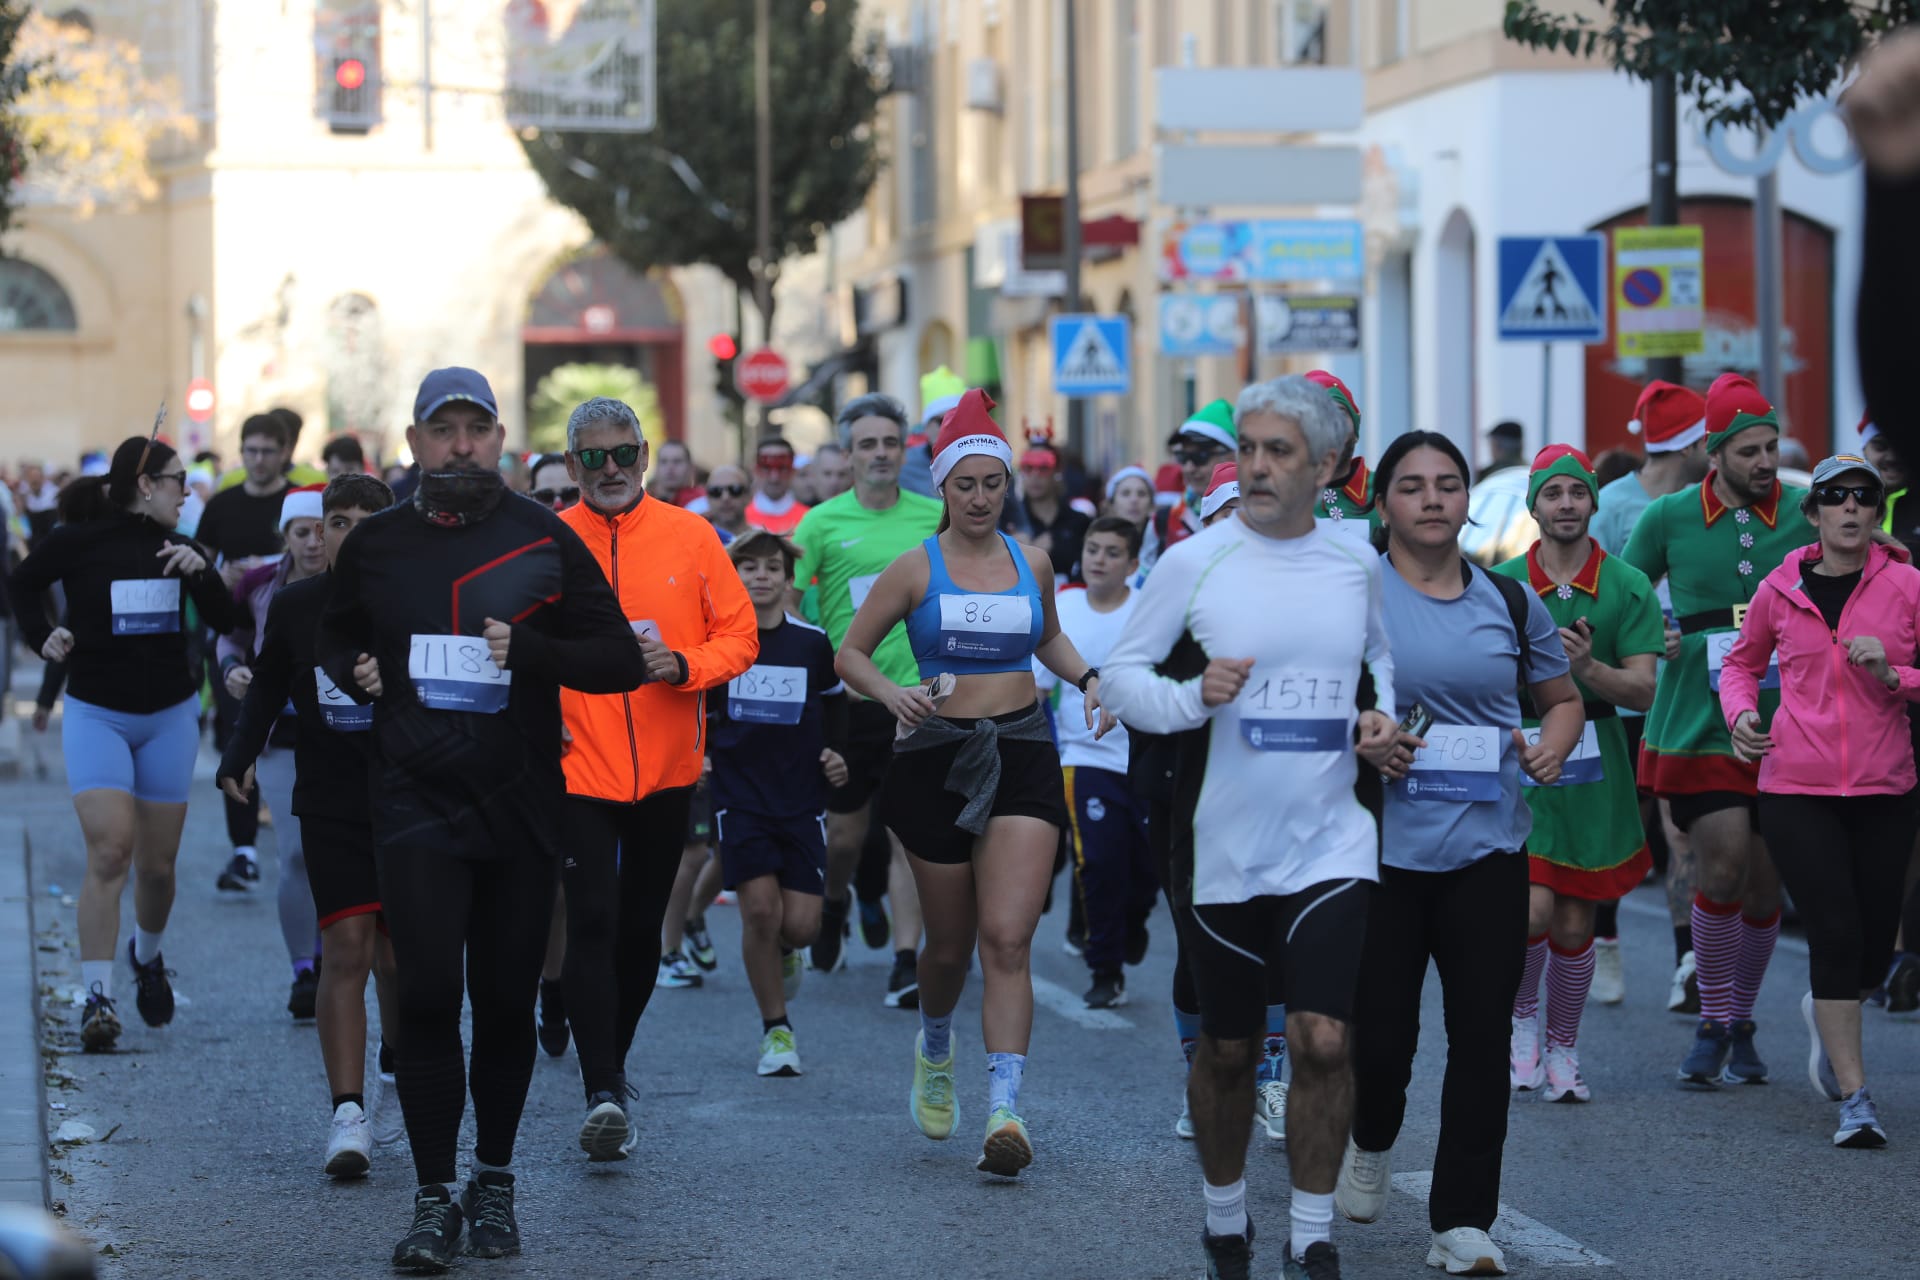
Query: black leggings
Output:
[[561, 788, 693, 1099], [1759, 791, 1917, 1000], [1147, 794, 1199, 1018], [376, 848, 557, 1187]]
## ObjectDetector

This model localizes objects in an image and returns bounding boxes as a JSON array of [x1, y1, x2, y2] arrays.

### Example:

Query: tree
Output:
[[0, 0, 30, 240], [1503, 1, 1920, 129], [527, 362, 664, 453]]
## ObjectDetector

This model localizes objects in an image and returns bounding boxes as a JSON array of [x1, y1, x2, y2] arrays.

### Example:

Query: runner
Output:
[[316, 369, 648, 1271], [791, 393, 937, 1002], [710, 528, 849, 1075], [1621, 374, 1810, 1088], [1202, 464, 1239, 525], [703, 463, 751, 543], [836, 388, 1109, 1178], [554, 395, 758, 1158], [1494, 447, 1664, 1103], [525, 453, 579, 1053], [1722, 452, 1920, 1147], [1100, 463, 1158, 582], [8, 435, 236, 1051], [746, 438, 810, 535], [1008, 444, 1092, 580], [1305, 371, 1376, 541], [1102, 375, 1400, 1280], [1152, 400, 1237, 555], [216, 473, 402, 1177]]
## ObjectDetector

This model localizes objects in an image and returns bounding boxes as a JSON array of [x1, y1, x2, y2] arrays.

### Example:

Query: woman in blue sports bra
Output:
[[837, 389, 1113, 1180]]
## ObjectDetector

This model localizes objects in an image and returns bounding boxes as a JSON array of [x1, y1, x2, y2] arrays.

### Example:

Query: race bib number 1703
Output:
[[1399, 723, 1501, 803]]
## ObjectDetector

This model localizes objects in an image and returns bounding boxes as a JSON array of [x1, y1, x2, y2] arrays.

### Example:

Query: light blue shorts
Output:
[[62, 695, 201, 803]]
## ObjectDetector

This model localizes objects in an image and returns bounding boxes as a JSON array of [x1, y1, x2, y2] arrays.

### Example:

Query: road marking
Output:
[[1391, 1172, 1613, 1267], [1618, 892, 1808, 957], [1031, 976, 1132, 1030]]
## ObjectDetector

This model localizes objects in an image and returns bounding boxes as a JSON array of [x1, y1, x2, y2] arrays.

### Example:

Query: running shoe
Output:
[[1667, 950, 1699, 1015], [1542, 1044, 1590, 1103], [781, 947, 805, 1003], [1125, 917, 1152, 967], [1175, 1095, 1195, 1140], [684, 917, 718, 972], [580, 1091, 632, 1162], [1722, 1019, 1769, 1085], [215, 852, 259, 893], [1334, 1138, 1390, 1223], [1835, 1087, 1889, 1149], [1084, 969, 1127, 1009], [79, 985, 121, 1053], [287, 967, 319, 1021], [1508, 1015, 1544, 1091], [324, 1101, 372, 1179], [1590, 937, 1625, 1005], [1885, 951, 1920, 1014], [977, 1106, 1033, 1177], [372, 1071, 406, 1147], [537, 978, 569, 1057], [909, 1030, 957, 1140], [656, 950, 703, 988], [459, 1170, 521, 1258], [811, 896, 851, 973], [1201, 1218, 1254, 1280], [392, 1185, 463, 1273], [758, 1026, 802, 1077], [125, 939, 176, 1027], [1255, 1079, 1289, 1141], [1283, 1241, 1342, 1280], [1803, 990, 1842, 1102], [884, 953, 920, 1009], [1678, 1018, 1732, 1089], [1427, 1227, 1507, 1275], [858, 897, 891, 949]]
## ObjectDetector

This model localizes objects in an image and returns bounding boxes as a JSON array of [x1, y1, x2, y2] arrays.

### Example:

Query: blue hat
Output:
[[413, 367, 498, 422]]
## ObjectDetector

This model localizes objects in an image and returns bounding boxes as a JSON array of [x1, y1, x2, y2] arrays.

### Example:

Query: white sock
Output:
[[1204, 1177, 1248, 1238], [235, 845, 258, 864], [82, 961, 114, 999], [1291, 1188, 1335, 1260], [133, 927, 164, 966]]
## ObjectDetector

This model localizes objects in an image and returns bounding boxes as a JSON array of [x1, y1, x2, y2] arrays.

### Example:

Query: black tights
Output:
[[377, 848, 556, 1187], [1760, 792, 1916, 999], [561, 789, 693, 1099]]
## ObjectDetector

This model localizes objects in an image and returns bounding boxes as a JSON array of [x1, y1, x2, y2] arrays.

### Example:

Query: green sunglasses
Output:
[[575, 443, 643, 470]]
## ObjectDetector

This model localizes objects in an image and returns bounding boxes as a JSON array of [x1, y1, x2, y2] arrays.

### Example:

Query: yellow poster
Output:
[[1614, 226, 1704, 359]]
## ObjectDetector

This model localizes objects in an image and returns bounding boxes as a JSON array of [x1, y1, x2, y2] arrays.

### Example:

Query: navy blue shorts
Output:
[[717, 808, 828, 894]]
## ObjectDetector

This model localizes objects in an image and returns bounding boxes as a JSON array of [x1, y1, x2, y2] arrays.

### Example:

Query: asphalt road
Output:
[[10, 691, 1920, 1280]]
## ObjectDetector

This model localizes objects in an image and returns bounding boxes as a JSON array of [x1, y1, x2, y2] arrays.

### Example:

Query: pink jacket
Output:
[[1721, 542, 1920, 795]]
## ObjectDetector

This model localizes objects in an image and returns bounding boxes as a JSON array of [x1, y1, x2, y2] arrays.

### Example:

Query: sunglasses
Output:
[[1813, 484, 1883, 507], [533, 486, 580, 508], [575, 443, 642, 470], [755, 457, 793, 473], [708, 483, 748, 499], [1173, 447, 1224, 467]]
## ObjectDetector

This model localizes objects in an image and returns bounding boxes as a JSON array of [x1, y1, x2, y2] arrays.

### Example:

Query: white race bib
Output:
[[1520, 721, 1603, 788], [629, 619, 661, 643], [935, 593, 1034, 661], [1705, 631, 1779, 692], [1315, 515, 1374, 542], [109, 578, 180, 636], [1401, 723, 1502, 803], [727, 663, 807, 725], [408, 634, 511, 713], [313, 666, 373, 733], [1235, 667, 1354, 752], [849, 573, 879, 612]]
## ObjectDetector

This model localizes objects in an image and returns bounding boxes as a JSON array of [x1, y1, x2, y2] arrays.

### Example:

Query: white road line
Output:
[[1391, 1172, 1614, 1268], [1031, 976, 1132, 1030], [1618, 892, 1809, 957]]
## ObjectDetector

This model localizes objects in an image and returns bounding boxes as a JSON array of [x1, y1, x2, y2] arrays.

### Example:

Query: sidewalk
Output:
[[0, 812, 49, 1208]]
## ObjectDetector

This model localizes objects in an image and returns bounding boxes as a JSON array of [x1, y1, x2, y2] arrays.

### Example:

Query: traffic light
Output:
[[316, 3, 381, 134], [709, 333, 741, 405]]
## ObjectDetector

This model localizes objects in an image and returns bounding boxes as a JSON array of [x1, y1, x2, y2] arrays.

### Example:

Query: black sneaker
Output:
[[538, 979, 570, 1057], [125, 938, 176, 1027], [392, 1184, 463, 1273], [684, 917, 718, 972], [1203, 1217, 1255, 1280], [288, 968, 319, 1021], [884, 952, 919, 1009], [1125, 917, 1152, 967], [858, 896, 891, 949], [811, 895, 850, 973], [1886, 952, 1920, 1014], [216, 853, 259, 893], [1283, 1240, 1342, 1279], [80, 985, 121, 1052], [1084, 969, 1128, 1009], [460, 1170, 521, 1258]]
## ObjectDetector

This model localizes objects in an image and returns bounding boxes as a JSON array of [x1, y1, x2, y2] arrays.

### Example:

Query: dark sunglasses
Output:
[[534, 486, 580, 507], [1173, 447, 1224, 467], [1813, 484, 1883, 508], [755, 457, 793, 473], [575, 443, 642, 470], [708, 483, 748, 498]]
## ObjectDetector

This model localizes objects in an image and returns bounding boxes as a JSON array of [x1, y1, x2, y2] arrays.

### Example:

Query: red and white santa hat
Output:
[[1153, 462, 1184, 507], [279, 483, 326, 531], [1859, 409, 1880, 446], [1200, 463, 1239, 520], [1626, 380, 1708, 453], [929, 389, 1015, 490]]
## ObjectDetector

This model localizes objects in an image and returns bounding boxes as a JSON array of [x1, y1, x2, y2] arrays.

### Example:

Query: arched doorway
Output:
[[524, 247, 686, 438]]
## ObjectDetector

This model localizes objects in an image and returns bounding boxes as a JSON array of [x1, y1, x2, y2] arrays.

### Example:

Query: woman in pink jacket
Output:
[[1723, 452, 1920, 1150]]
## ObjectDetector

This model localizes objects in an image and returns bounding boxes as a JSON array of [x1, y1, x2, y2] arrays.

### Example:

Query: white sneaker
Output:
[[1590, 937, 1625, 1004], [1174, 1094, 1195, 1140], [1254, 1078, 1288, 1142], [324, 1102, 372, 1179], [1335, 1137, 1390, 1223], [1541, 1044, 1591, 1103], [579, 1095, 633, 1162], [370, 1073, 406, 1147], [757, 1025, 802, 1077], [781, 948, 805, 1003], [1509, 1015, 1544, 1091], [1668, 950, 1699, 1014], [1427, 1226, 1507, 1275]]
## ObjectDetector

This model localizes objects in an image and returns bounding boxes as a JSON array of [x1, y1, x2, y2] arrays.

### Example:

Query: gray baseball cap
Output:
[[1809, 452, 1883, 488]]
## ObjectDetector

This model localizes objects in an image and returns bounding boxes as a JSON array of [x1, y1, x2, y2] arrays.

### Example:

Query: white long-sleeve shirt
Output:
[[1100, 517, 1393, 904]]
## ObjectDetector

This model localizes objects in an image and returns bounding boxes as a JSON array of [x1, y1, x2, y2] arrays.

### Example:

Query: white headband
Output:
[[1200, 481, 1241, 520], [930, 433, 1014, 490]]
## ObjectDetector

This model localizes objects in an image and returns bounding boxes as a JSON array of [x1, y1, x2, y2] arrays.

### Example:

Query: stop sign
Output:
[[735, 348, 790, 404], [184, 377, 216, 423]]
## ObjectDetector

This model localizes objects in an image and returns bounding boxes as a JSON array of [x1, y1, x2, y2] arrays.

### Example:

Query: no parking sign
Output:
[[1614, 226, 1704, 360]]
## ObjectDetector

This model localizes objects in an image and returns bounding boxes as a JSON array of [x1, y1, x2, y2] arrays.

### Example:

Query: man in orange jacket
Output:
[[556, 397, 759, 1161]]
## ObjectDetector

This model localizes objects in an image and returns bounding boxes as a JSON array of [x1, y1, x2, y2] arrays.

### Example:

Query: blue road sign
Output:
[[1497, 235, 1607, 343], [1051, 314, 1132, 397]]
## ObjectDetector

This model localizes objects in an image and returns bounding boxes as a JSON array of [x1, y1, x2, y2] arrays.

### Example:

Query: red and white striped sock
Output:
[[1728, 908, 1781, 1023], [1692, 894, 1743, 1024], [1544, 938, 1595, 1048], [1513, 933, 1549, 1021]]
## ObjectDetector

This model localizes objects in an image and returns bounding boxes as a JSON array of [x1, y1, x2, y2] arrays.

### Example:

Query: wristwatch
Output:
[[1075, 667, 1099, 692]]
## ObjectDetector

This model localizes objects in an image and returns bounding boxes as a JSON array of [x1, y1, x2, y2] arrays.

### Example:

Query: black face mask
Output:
[[415, 468, 506, 527]]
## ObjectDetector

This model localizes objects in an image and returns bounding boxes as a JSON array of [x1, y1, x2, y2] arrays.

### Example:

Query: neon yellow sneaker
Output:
[[909, 1032, 957, 1140], [977, 1106, 1032, 1177], [757, 1026, 801, 1077]]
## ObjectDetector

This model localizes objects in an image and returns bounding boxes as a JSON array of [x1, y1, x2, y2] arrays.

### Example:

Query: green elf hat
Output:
[[1527, 443, 1598, 511], [1305, 369, 1362, 438], [1172, 398, 1238, 453], [1704, 373, 1780, 453]]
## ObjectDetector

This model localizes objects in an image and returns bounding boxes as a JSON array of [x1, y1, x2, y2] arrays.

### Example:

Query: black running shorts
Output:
[[300, 814, 382, 931], [1176, 878, 1372, 1040]]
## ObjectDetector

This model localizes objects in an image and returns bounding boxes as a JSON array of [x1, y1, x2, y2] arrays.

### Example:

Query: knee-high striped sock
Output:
[[1692, 894, 1743, 1024], [1513, 933, 1549, 1021], [1729, 908, 1781, 1023], [1544, 938, 1595, 1048]]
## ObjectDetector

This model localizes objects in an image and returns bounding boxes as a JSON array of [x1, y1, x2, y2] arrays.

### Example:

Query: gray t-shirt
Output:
[[1381, 556, 1570, 873]]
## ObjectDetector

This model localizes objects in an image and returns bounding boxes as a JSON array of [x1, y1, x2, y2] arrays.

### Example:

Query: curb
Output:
[[0, 816, 50, 1207]]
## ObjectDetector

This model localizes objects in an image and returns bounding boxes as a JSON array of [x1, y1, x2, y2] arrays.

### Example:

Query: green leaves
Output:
[[0, 0, 31, 242]]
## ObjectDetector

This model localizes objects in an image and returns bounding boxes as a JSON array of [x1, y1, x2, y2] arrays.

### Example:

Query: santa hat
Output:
[[1200, 463, 1240, 520], [1153, 463, 1184, 507], [279, 483, 326, 531], [1704, 374, 1779, 453], [1627, 380, 1707, 453], [1306, 370, 1362, 437], [1105, 463, 1152, 500], [1527, 444, 1598, 511], [1173, 399, 1238, 453], [1859, 409, 1880, 446], [929, 389, 1014, 490]]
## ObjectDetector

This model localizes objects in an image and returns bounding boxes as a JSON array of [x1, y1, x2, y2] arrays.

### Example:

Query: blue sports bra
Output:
[[906, 532, 1046, 678]]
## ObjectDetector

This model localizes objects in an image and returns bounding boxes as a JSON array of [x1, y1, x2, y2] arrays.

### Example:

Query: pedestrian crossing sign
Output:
[[1496, 235, 1607, 344], [1051, 314, 1132, 397]]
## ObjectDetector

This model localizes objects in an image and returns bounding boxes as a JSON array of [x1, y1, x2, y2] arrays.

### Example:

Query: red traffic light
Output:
[[335, 58, 367, 91], [707, 333, 738, 361]]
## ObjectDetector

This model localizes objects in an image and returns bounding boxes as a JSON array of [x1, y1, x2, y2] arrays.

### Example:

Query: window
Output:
[[315, 1, 382, 134], [0, 260, 79, 332]]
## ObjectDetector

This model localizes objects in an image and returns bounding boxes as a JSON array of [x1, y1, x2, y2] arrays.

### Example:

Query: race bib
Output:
[[1520, 721, 1603, 788], [936, 594, 1033, 661], [1236, 668, 1353, 752], [1705, 631, 1779, 692], [728, 663, 807, 725], [408, 634, 511, 713], [313, 666, 372, 733], [1400, 723, 1501, 803], [849, 573, 879, 612], [109, 578, 180, 636], [1315, 516, 1373, 542], [629, 619, 661, 643]]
